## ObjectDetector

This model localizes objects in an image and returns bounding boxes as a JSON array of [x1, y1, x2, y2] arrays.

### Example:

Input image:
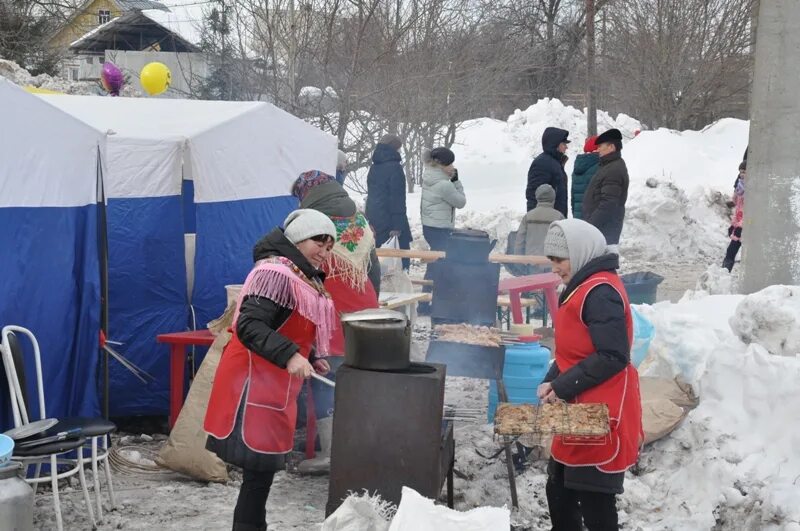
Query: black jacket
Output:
[[582, 150, 629, 245], [300, 180, 381, 293], [365, 144, 412, 243], [543, 253, 629, 401], [240, 228, 327, 368], [526, 127, 569, 216]]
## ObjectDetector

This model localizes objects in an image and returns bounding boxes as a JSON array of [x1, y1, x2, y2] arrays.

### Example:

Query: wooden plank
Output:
[[375, 248, 550, 265]]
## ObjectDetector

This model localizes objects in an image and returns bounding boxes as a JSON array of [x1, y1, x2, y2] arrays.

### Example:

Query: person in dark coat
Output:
[[365, 134, 412, 270], [582, 128, 629, 252], [538, 219, 642, 531], [571, 136, 600, 220], [526, 127, 570, 217]]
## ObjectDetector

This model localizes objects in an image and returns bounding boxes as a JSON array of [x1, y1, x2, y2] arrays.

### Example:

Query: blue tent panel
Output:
[[182, 180, 196, 234], [0, 205, 100, 430], [106, 196, 188, 417], [192, 195, 298, 330]]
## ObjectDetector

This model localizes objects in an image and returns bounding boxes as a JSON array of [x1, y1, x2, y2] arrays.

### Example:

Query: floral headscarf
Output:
[[291, 170, 336, 201]]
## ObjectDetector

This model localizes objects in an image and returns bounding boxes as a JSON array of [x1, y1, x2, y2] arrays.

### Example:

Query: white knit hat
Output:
[[283, 209, 336, 244]]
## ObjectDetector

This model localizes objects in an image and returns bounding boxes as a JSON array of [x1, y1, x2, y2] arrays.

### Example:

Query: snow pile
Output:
[[624, 292, 800, 529], [445, 98, 641, 216], [0, 58, 140, 96], [729, 285, 800, 357], [680, 264, 735, 300], [635, 295, 743, 386]]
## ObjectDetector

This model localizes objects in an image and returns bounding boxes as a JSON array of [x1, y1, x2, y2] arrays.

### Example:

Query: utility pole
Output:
[[742, 0, 800, 292], [586, 0, 597, 136]]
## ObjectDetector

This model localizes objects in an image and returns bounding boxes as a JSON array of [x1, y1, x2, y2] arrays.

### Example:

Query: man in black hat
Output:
[[526, 127, 571, 217], [582, 128, 629, 253]]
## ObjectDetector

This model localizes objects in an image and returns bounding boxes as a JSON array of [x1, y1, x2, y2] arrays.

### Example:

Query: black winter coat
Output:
[[543, 253, 629, 494], [365, 144, 412, 245], [526, 127, 569, 217], [582, 151, 629, 245]]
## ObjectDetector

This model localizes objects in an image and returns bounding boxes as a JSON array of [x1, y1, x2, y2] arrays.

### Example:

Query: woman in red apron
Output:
[[204, 209, 337, 531], [537, 219, 643, 531], [278, 170, 380, 474]]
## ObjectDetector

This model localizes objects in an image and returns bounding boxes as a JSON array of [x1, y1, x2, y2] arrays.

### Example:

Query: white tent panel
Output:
[[0, 80, 102, 207], [105, 136, 183, 198], [39, 95, 261, 140], [190, 103, 337, 203]]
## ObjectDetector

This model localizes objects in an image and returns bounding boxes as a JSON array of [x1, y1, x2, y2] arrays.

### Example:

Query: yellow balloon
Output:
[[140, 62, 172, 96]]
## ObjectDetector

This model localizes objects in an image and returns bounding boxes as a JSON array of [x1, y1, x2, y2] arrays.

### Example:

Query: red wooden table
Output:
[[156, 330, 215, 429], [498, 272, 561, 327]]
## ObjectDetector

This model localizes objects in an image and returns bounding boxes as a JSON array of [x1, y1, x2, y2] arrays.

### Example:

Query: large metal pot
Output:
[[341, 309, 411, 371], [446, 229, 497, 263]]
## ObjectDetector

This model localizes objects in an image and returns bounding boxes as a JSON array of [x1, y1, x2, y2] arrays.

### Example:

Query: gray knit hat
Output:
[[535, 184, 556, 205], [543, 223, 570, 260], [544, 219, 608, 273], [283, 209, 336, 245]]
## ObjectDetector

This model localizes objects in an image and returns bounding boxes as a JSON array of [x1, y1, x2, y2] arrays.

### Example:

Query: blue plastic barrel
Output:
[[488, 337, 552, 422]]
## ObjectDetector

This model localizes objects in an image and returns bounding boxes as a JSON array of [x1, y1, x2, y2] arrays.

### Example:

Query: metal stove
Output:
[[325, 362, 454, 515]]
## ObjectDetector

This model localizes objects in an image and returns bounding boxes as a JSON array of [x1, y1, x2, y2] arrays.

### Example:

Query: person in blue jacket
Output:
[[365, 134, 412, 270], [526, 127, 570, 217]]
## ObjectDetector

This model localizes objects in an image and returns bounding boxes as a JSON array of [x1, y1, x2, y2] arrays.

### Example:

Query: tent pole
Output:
[[97, 149, 111, 419]]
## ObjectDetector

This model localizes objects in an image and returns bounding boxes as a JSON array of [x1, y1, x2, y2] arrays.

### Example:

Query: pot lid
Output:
[[340, 309, 409, 323]]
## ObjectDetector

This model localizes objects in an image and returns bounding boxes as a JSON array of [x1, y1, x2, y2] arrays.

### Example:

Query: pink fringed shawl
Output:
[[233, 257, 336, 355]]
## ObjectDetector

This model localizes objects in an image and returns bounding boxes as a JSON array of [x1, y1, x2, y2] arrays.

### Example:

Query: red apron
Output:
[[204, 312, 315, 454], [550, 272, 643, 473], [324, 273, 379, 356]]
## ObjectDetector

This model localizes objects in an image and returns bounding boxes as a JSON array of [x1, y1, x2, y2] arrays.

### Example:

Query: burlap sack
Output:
[[640, 376, 699, 445], [155, 296, 241, 482]]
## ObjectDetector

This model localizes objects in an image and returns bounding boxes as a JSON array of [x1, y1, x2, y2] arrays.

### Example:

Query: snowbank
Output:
[[0, 58, 140, 96], [623, 291, 800, 530], [729, 285, 800, 357]]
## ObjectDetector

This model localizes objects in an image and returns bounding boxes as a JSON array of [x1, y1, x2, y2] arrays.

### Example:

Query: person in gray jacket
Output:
[[420, 147, 466, 251], [419, 147, 466, 313], [513, 184, 565, 273]]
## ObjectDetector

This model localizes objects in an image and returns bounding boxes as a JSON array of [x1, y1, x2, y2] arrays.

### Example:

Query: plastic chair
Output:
[[1, 326, 115, 529]]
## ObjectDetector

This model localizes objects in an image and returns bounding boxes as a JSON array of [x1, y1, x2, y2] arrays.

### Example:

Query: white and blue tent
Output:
[[0, 79, 336, 425]]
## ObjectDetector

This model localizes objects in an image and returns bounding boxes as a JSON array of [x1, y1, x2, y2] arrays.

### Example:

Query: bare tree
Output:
[[0, 0, 77, 74], [600, 0, 755, 129]]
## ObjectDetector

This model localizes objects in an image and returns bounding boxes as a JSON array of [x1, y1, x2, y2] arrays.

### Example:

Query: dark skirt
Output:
[[548, 458, 625, 495], [206, 391, 287, 473]]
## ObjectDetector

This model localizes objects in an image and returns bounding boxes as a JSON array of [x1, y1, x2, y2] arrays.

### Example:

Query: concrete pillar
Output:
[[742, 1, 800, 293]]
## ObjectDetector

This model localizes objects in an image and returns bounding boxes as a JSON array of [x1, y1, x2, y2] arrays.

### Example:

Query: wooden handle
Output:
[[375, 248, 550, 265]]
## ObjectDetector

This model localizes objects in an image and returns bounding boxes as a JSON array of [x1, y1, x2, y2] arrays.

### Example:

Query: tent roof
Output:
[[39, 94, 264, 140]]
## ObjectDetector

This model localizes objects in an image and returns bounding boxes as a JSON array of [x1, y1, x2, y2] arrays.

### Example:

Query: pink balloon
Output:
[[101, 62, 124, 96]]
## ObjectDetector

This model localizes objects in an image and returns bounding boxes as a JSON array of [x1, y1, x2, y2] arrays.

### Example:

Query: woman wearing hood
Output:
[[284, 170, 381, 474], [204, 209, 337, 531], [537, 219, 643, 531]]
